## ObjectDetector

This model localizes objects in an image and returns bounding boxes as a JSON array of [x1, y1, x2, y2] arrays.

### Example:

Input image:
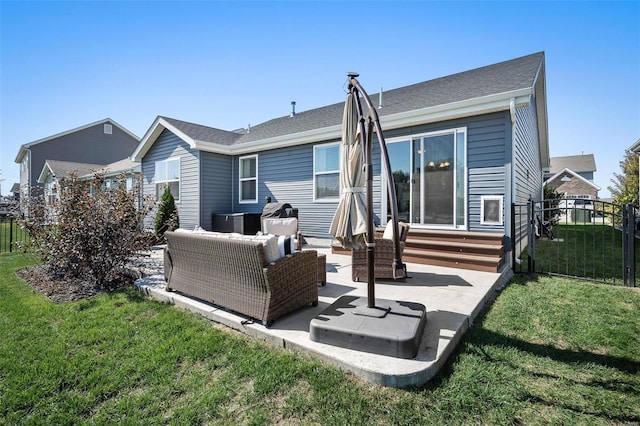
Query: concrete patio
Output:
[[133, 242, 512, 388]]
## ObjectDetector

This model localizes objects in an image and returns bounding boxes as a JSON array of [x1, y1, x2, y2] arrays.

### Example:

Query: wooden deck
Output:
[[332, 228, 505, 273]]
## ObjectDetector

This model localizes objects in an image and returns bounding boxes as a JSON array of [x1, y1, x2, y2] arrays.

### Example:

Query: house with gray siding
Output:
[[37, 158, 142, 204], [132, 52, 549, 270], [14, 118, 140, 201]]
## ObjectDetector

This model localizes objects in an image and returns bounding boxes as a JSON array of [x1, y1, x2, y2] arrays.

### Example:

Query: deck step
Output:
[[331, 228, 506, 273]]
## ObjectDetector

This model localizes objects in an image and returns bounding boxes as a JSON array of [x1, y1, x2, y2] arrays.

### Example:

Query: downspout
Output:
[[27, 148, 32, 202], [506, 97, 517, 263]]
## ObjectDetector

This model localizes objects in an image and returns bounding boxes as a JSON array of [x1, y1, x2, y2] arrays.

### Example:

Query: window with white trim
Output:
[[239, 155, 258, 203], [155, 158, 180, 201], [313, 142, 340, 201]]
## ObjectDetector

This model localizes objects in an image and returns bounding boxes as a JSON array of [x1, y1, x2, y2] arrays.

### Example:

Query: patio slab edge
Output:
[[134, 266, 513, 388]]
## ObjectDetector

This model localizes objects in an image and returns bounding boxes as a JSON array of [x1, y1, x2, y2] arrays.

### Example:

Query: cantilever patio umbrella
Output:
[[310, 74, 424, 359], [329, 90, 367, 250], [330, 73, 405, 308]]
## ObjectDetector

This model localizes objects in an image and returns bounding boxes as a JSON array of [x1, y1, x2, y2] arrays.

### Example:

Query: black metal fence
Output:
[[512, 199, 637, 286], [0, 216, 30, 254]]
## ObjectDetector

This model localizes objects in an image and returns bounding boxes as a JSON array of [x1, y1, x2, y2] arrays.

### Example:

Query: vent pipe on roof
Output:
[[378, 87, 383, 109], [290, 101, 296, 117], [247, 124, 250, 133]]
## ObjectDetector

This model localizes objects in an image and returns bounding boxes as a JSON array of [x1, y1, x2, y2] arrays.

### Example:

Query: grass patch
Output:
[[2, 252, 639, 424]]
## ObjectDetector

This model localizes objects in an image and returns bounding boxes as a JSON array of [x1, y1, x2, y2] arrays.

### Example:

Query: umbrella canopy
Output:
[[329, 91, 367, 249]]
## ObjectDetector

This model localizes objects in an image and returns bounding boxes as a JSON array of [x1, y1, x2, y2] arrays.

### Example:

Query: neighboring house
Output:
[[14, 118, 140, 201], [10, 183, 20, 201], [132, 52, 549, 262], [543, 154, 599, 200], [38, 160, 104, 204], [37, 158, 141, 204]]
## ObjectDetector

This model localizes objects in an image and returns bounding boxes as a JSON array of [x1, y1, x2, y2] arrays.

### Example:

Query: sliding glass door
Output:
[[384, 129, 466, 229]]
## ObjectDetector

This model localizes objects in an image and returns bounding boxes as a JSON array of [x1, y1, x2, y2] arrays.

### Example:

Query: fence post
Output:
[[633, 205, 637, 287], [527, 198, 535, 273], [623, 204, 636, 286], [9, 218, 13, 253], [622, 204, 631, 286], [511, 203, 516, 272]]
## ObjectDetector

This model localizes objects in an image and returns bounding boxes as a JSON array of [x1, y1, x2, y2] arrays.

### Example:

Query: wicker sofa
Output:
[[163, 230, 318, 326]]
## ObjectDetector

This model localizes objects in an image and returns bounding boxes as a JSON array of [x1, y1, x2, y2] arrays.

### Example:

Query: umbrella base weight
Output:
[[310, 296, 426, 359]]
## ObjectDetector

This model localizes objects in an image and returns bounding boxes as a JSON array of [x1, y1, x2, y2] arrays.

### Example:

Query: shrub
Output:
[[154, 186, 179, 238], [543, 184, 562, 221], [20, 172, 154, 287]]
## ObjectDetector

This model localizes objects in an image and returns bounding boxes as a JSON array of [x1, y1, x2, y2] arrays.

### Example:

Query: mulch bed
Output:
[[16, 264, 135, 303]]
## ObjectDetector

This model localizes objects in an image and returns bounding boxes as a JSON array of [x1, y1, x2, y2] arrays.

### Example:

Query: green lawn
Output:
[[1, 252, 639, 425], [524, 223, 639, 284]]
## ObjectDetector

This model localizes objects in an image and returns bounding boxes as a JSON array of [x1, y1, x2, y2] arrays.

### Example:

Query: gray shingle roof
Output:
[[45, 160, 106, 178], [549, 154, 596, 173], [160, 116, 242, 146], [236, 51, 544, 144]]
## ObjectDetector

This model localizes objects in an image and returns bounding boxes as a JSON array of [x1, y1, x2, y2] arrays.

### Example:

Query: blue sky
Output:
[[1, 0, 638, 198]]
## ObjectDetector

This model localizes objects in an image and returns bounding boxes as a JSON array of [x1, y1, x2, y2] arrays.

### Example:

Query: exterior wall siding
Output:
[[200, 151, 233, 230], [512, 101, 543, 250], [231, 141, 346, 238], [26, 122, 139, 192], [514, 103, 542, 205], [142, 129, 200, 230]]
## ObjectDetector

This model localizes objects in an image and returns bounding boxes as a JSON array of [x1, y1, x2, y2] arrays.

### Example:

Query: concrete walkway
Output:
[[133, 244, 512, 388]]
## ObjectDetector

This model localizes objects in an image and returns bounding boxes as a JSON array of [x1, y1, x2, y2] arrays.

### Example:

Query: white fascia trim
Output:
[[225, 88, 533, 155], [132, 117, 198, 161], [544, 167, 601, 191], [628, 138, 640, 154], [199, 123, 343, 155], [37, 161, 53, 184]]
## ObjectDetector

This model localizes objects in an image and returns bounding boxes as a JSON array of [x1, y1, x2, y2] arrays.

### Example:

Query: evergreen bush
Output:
[[154, 185, 179, 238]]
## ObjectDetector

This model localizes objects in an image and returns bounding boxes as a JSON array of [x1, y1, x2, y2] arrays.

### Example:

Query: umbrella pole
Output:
[[364, 118, 376, 308]]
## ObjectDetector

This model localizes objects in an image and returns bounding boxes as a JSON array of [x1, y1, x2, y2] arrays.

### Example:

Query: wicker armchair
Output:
[[351, 222, 410, 282]]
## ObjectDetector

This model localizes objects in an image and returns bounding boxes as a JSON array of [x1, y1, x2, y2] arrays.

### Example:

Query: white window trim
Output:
[[381, 127, 467, 229], [155, 157, 181, 202], [313, 142, 341, 203], [239, 154, 258, 204], [480, 195, 503, 226]]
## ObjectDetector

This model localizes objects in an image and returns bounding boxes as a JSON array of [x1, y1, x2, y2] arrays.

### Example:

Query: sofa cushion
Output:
[[382, 221, 409, 241], [277, 234, 297, 258], [248, 235, 280, 264], [263, 217, 298, 235], [177, 228, 280, 265]]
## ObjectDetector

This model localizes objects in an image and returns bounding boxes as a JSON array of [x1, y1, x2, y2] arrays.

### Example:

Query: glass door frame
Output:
[[381, 127, 467, 230]]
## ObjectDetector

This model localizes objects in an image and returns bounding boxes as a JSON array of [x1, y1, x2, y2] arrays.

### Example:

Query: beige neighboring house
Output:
[[38, 158, 141, 204], [544, 154, 600, 200]]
